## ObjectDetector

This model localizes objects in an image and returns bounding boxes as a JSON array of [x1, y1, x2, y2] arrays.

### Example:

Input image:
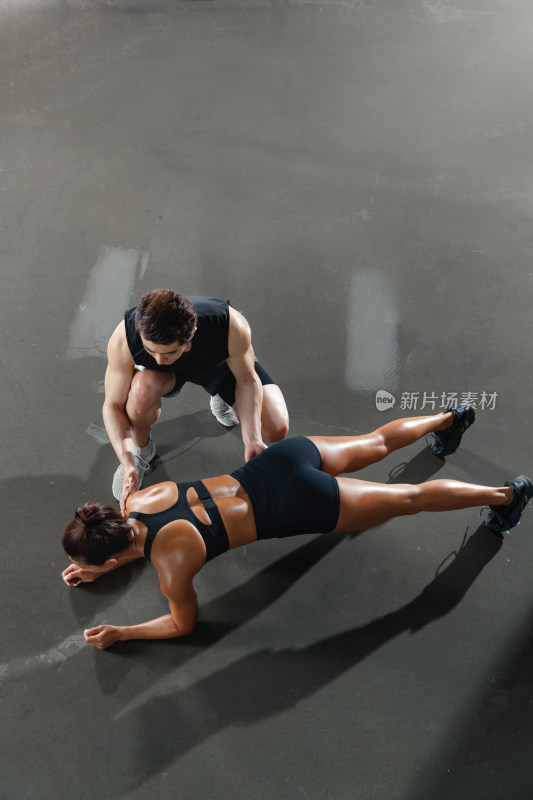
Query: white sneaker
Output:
[[210, 394, 239, 427], [112, 437, 156, 501]]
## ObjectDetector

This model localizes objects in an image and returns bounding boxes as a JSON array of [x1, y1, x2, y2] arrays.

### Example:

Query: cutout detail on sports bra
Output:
[[186, 486, 212, 526], [129, 480, 229, 562]]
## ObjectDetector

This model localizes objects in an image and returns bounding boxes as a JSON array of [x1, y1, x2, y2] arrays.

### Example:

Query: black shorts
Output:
[[163, 359, 274, 405], [231, 437, 340, 539]]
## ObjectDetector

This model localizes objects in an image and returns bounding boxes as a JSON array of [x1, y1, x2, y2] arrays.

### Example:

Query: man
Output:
[[104, 290, 289, 512]]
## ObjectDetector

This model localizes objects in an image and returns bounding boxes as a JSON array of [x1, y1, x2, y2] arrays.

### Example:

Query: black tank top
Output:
[[129, 481, 230, 562], [124, 296, 230, 376]]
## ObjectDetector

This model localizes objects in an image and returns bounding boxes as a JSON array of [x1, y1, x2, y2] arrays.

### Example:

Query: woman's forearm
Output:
[[84, 614, 194, 649], [119, 613, 192, 641]]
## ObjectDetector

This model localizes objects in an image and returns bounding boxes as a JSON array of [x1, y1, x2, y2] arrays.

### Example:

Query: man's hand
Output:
[[120, 465, 139, 515], [84, 624, 122, 650], [244, 440, 267, 462], [62, 563, 100, 586]]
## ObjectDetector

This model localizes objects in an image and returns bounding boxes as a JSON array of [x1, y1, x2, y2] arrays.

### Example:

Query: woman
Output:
[[62, 406, 532, 649]]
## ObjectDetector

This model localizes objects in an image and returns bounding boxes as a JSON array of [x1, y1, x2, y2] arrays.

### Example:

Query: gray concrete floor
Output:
[[2, 0, 533, 798]]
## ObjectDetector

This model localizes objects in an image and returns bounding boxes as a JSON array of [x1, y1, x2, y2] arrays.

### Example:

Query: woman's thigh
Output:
[[333, 476, 413, 532], [307, 434, 387, 477]]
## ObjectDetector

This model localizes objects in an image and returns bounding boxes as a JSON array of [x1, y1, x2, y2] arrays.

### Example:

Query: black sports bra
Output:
[[129, 480, 229, 562]]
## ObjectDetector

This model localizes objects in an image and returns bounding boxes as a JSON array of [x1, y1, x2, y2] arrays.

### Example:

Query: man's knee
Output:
[[262, 416, 289, 443], [261, 385, 289, 442], [128, 371, 167, 415]]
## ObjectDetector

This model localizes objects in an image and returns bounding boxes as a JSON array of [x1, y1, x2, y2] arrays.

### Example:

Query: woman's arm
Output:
[[83, 550, 200, 649], [61, 551, 141, 586], [83, 592, 198, 649]]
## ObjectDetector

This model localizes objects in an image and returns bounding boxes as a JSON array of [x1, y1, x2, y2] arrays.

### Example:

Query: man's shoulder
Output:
[[188, 298, 231, 352], [107, 320, 134, 365], [188, 296, 229, 321], [122, 306, 145, 360]]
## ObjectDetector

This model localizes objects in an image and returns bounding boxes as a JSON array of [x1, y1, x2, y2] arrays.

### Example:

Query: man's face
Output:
[[141, 337, 192, 366]]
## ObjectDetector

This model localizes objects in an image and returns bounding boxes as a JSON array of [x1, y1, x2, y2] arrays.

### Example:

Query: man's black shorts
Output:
[[163, 359, 275, 406]]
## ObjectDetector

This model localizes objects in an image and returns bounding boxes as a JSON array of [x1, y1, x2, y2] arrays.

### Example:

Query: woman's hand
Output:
[[62, 563, 101, 586], [84, 624, 122, 650]]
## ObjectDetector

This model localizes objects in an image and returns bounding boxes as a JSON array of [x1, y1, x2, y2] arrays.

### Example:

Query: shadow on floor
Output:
[[406, 603, 533, 800], [102, 523, 502, 795]]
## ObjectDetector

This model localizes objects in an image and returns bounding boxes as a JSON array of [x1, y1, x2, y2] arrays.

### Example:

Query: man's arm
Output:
[[226, 308, 266, 462], [102, 322, 139, 510]]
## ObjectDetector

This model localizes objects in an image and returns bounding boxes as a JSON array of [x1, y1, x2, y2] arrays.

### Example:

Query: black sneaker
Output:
[[427, 404, 476, 457], [481, 475, 533, 533]]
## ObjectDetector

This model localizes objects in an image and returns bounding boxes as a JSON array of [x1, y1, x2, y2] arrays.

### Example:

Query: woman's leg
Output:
[[333, 477, 514, 533], [308, 412, 455, 477]]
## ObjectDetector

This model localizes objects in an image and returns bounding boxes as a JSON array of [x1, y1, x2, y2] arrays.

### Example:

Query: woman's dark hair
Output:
[[135, 290, 197, 345], [62, 502, 133, 565]]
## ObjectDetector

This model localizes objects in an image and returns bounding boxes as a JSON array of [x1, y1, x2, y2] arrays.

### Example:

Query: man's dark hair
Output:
[[62, 502, 133, 565], [135, 290, 197, 345]]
